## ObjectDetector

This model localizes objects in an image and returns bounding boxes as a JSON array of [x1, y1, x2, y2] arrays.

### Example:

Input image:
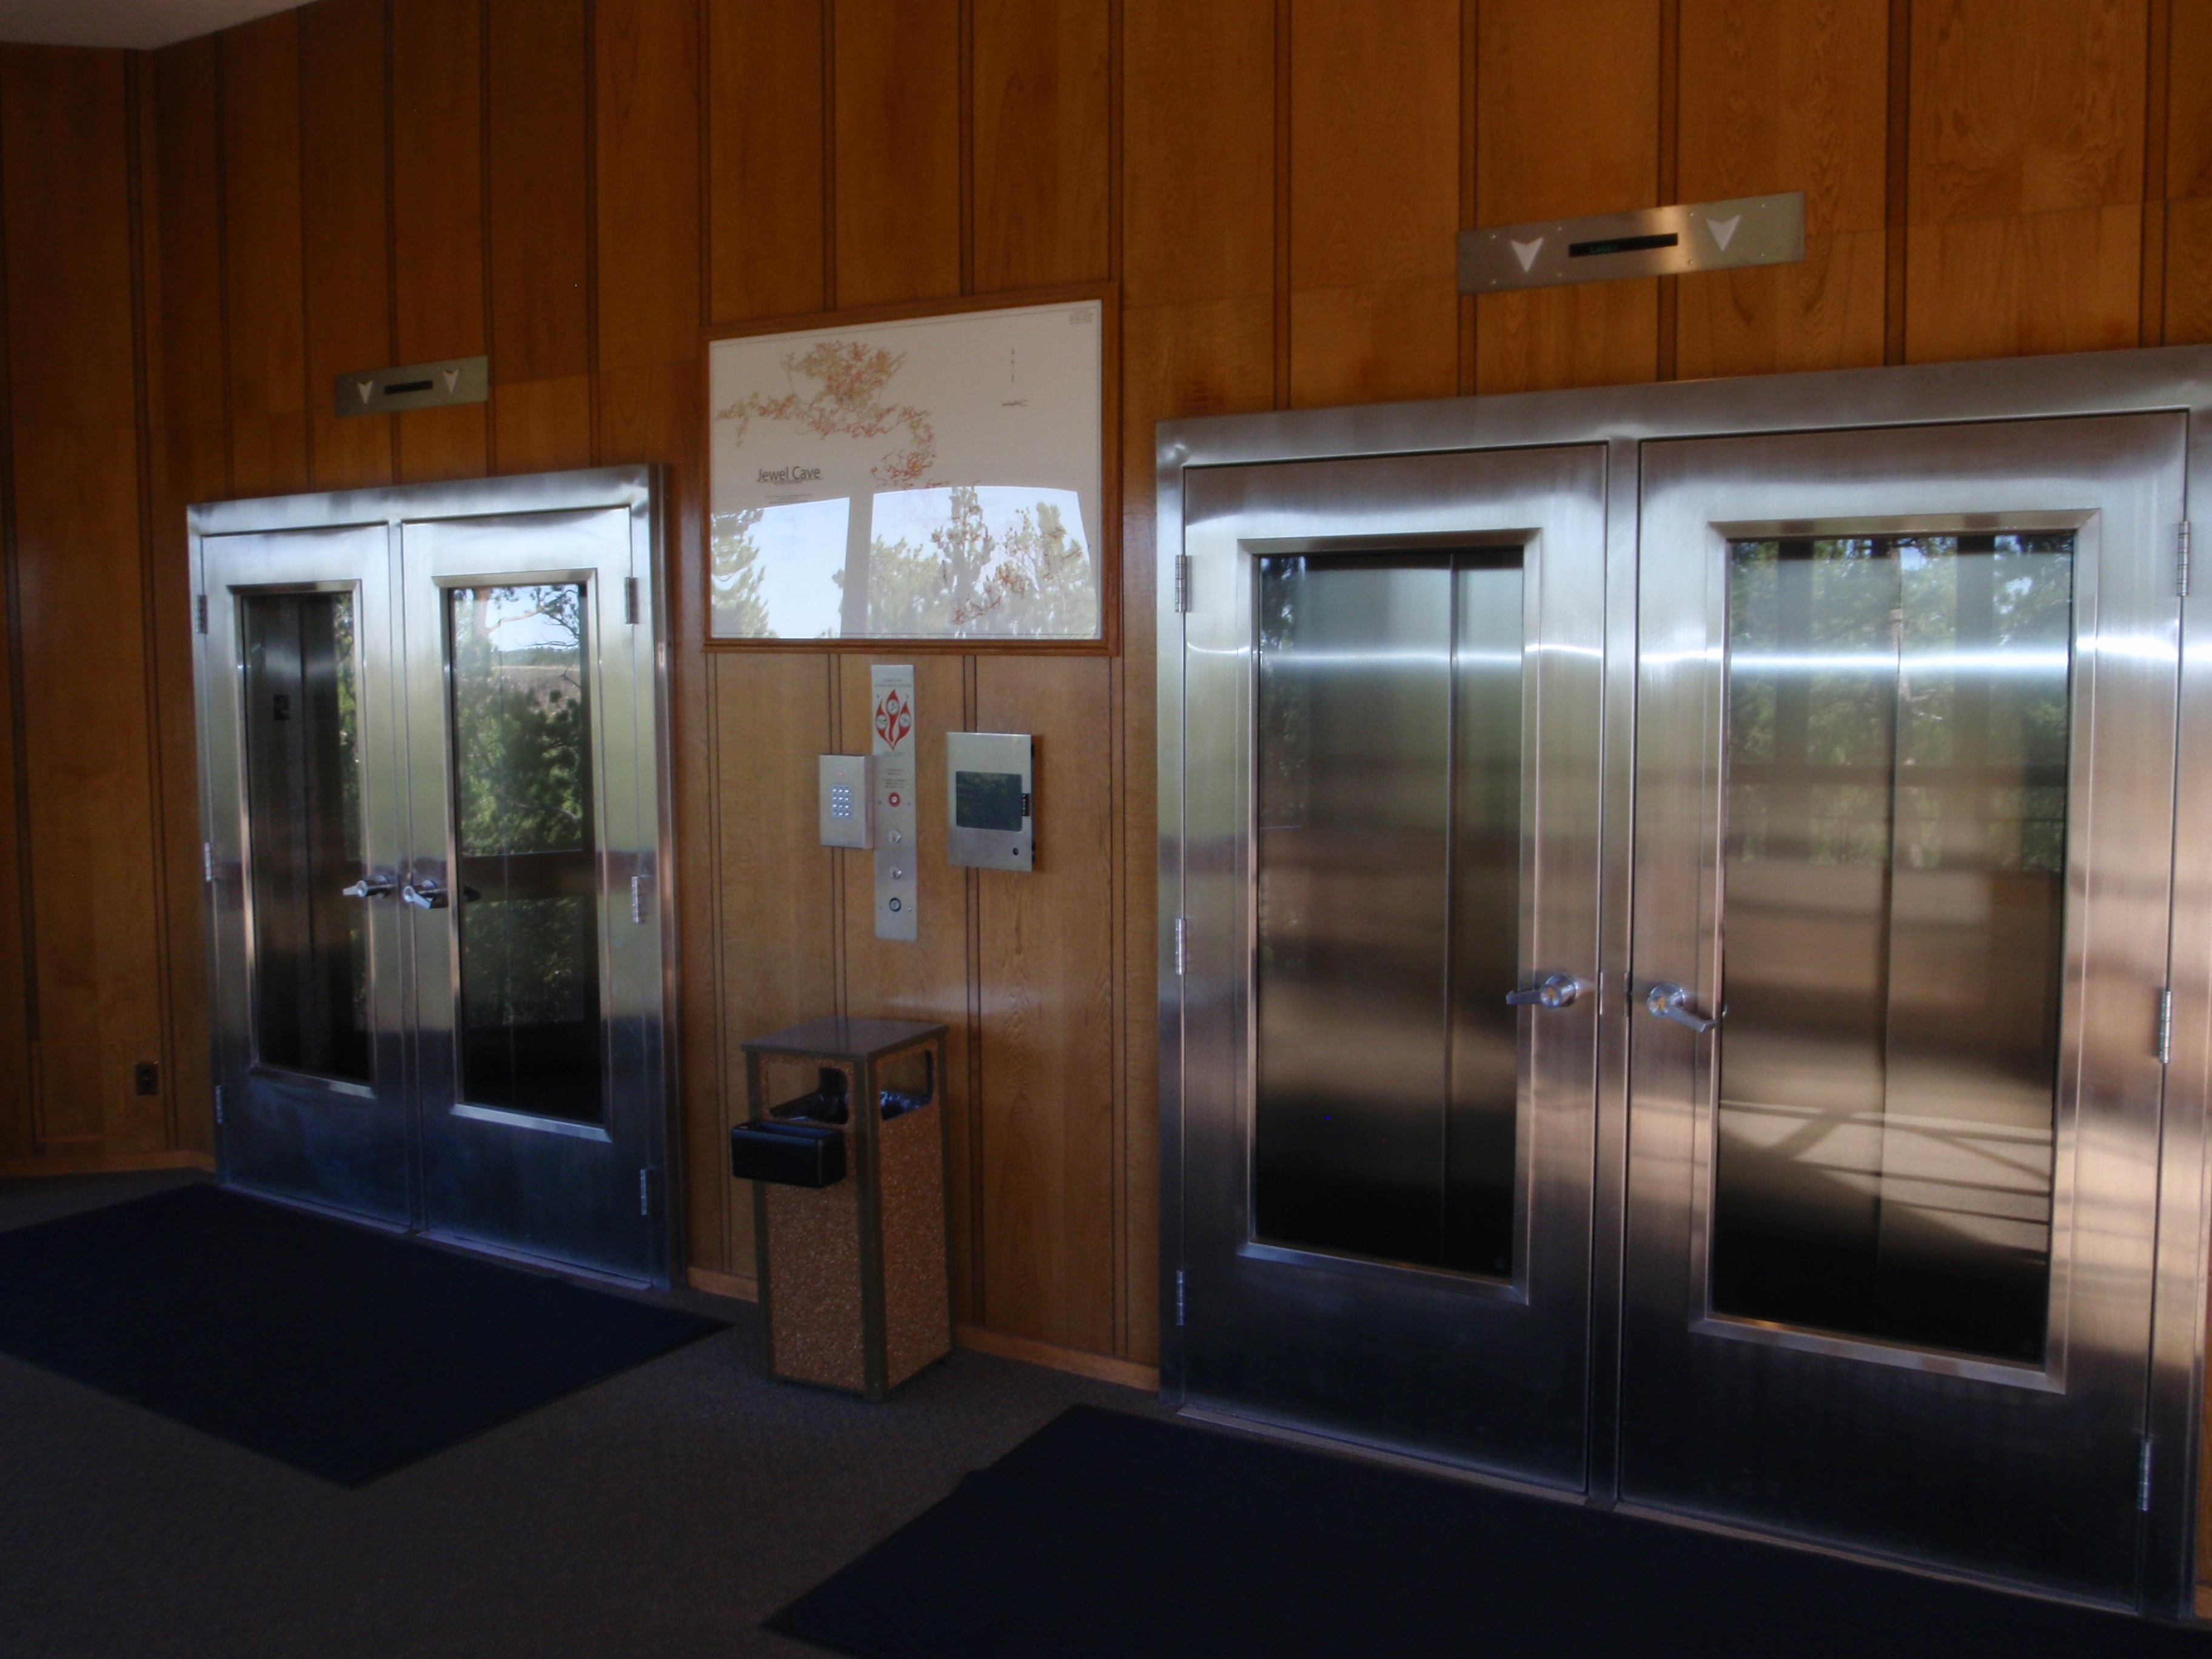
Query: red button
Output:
[[888, 791, 902, 807]]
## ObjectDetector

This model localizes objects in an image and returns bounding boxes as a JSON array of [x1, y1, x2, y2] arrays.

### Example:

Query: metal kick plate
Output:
[[333, 354, 490, 417], [1458, 192, 1803, 294]]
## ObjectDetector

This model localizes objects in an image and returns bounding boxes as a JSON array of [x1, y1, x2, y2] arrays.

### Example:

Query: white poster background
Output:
[[709, 299, 1104, 641]]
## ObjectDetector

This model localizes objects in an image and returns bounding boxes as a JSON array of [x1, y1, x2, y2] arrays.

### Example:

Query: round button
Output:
[[890, 830, 904, 844], [888, 897, 903, 913], [888, 791, 902, 807], [891, 867, 905, 880]]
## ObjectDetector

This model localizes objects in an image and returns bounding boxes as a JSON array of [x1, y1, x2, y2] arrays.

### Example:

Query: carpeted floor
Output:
[[0, 1172, 1168, 1658]]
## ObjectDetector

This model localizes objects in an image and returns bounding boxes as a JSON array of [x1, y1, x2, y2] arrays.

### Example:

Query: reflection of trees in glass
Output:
[[709, 507, 772, 637], [860, 485, 1098, 637], [1726, 534, 2073, 874], [446, 585, 602, 1119], [449, 585, 589, 857]]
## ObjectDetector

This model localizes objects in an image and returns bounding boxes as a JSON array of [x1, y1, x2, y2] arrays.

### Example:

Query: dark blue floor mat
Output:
[[773, 1403, 2212, 1658], [0, 1182, 723, 1484]]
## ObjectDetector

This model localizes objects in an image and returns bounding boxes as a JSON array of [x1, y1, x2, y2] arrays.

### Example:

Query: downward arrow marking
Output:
[[1707, 214, 1741, 251], [355, 380, 376, 404], [1510, 236, 1544, 272]]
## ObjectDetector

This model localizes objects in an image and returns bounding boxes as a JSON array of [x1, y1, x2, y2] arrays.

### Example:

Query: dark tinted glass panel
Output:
[[956, 770, 1024, 830], [1253, 554, 1524, 1275], [447, 584, 602, 1124], [241, 591, 371, 1083], [1715, 533, 2070, 1362]]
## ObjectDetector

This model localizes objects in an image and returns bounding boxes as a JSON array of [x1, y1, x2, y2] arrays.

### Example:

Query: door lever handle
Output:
[[1644, 982, 1718, 1034], [400, 878, 447, 911], [341, 876, 394, 900], [1506, 972, 1584, 1010]]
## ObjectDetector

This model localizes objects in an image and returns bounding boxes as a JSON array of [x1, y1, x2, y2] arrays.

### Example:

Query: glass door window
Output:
[[1253, 554, 1525, 1278], [446, 583, 603, 1125], [1717, 533, 2071, 1363], [241, 589, 372, 1085]]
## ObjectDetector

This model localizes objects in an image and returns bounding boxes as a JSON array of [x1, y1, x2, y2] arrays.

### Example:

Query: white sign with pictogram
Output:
[[871, 663, 918, 940]]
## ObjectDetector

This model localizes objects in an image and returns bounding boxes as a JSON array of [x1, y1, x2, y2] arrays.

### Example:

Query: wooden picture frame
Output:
[[699, 283, 1119, 655]]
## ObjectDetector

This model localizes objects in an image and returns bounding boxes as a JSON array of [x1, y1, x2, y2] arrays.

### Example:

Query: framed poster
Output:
[[706, 291, 1111, 646]]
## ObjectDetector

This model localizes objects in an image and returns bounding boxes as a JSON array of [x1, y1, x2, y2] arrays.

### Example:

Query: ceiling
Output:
[[0, 0, 301, 50]]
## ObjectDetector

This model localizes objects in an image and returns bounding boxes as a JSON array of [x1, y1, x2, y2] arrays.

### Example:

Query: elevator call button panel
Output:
[[947, 732, 1033, 872]]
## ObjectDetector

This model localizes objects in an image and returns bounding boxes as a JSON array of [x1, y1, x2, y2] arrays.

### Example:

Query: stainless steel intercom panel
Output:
[[947, 732, 1033, 871]]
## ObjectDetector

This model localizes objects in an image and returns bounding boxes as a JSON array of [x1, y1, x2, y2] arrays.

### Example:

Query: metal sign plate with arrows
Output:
[[1458, 191, 1803, 294], [333, 354, 490, 417]]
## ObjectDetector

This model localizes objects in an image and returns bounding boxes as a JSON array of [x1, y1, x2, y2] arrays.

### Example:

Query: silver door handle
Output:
[[400, 878, 447, 911], [1645, 982, 1717, 1034], [341, 876, 394, 900], [1506, 972, 1584, 1010]]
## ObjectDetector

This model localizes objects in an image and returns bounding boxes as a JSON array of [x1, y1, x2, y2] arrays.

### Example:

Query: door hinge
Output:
[[629, 872, 646, 925], [212, 1083, 224, 1127], [639, 1167, 659, 1218], [2180, 522, 2193, 597], [195, 594, 208, 634], [623, 576, 639, 625], [1173, 554, 1192, 613], [1175, 1267, 1186, 1327], [2140, 1435, 2154, 1512], [203, 841, 215, 883], [1174, 915, 1187, 976], [2159, 987, 2175, 1065]]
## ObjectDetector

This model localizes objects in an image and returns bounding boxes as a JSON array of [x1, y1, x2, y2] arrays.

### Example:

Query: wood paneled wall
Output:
[[3, 1, 2208, 1387]]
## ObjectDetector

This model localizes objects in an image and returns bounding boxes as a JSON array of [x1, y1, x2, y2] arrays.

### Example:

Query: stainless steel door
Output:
[[400, 505, 666, 1281], [1180, 446, 1605, 1484], [193, 469, 673, 1285], [1623, 414, 2185, 1600], [201, 525, 411, 1222]]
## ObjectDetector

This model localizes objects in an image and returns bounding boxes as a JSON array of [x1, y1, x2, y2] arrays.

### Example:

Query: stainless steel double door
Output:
[[194, 470, 671, 1284], [1176, 408, 2185, 1601]]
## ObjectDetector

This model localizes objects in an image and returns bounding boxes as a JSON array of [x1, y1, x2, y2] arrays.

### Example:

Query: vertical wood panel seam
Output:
[[1883, 0, 1911, 365], [1105, 0, 1122, 286], [383, 0, 400, 481], [695, 0, 712, 332], [957, 0, 974, 297], [2142, 0, 2172, 346], [962, 654, 983, 1322], [706, 653, 731, 1270], [821, 0, 836, 311], [1272, 0, 1289, 409], [477, 0, 498, 471], [1107, 0, 1127, 1356], [124, 51, 180, 1150], [1655, 0, 1680, 382], [0, 63, 42, 1133], [1108, 651, 1127, 1354], [583, 0, 602, 466], [213, 41, 235, 495], [1456, 0, 1476, 397], [295, 19, 315, 486]]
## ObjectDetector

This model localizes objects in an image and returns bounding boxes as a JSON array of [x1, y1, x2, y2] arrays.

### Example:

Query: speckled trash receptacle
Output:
[[734, 1016, 951, 1401]]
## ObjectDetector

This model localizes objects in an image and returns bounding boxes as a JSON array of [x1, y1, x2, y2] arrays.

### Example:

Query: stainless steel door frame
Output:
[[198, 523, 410, 1222], [1158, 346, 2212, 1616], [1627, 414, 2182, 1601], [190, 467, 677, 1286], [1179, 446, 1605, 1485]]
